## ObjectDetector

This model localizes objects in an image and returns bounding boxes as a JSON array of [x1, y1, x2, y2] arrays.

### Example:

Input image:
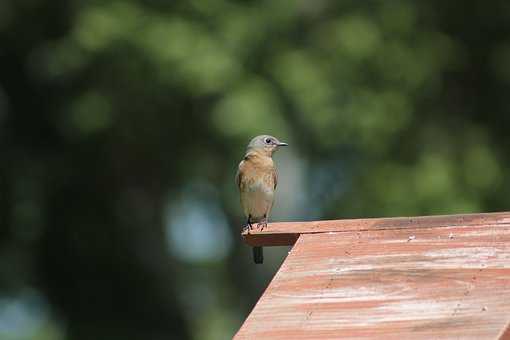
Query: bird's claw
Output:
[[257, 220, 268, 231], [243, 221, 254, 234]]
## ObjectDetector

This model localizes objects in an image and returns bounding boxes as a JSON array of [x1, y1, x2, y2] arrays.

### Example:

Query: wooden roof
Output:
[[236, 212, 510, 339]]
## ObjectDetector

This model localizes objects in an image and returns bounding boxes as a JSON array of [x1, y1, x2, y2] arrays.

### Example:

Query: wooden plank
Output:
[[500, 323, 510, 340], [242, 211, 510, 247], [236, 224, 510, 339]]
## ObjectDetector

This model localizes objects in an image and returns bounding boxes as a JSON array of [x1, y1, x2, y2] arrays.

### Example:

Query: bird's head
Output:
[[246, 135, 288, 156]]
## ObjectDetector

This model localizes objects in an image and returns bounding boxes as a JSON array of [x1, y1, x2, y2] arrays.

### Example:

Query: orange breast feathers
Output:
[[236, 152, 277, 192], [236, 152, 278, 221]]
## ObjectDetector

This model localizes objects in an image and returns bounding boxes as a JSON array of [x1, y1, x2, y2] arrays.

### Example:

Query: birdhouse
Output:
[[236, 212, 510, 339]]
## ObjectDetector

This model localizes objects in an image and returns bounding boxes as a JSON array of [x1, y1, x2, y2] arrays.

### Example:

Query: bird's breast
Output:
[[245, 176, 274, 194], [240, 175, 275, 221]]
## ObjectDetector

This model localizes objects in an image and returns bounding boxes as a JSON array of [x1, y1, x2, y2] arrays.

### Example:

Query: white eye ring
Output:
[[265, 138, 272, 144]]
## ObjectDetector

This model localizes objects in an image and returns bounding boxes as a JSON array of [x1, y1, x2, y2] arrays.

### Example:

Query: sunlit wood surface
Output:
[[236, 212, 510, 339]]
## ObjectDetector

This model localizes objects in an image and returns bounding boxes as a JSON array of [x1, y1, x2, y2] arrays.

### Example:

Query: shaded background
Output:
[[1, 0, 510, 339]]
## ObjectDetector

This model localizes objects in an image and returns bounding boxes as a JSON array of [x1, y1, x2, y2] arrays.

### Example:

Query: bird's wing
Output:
[[272, 167, 278, 190], [235, 161, 243, 189]]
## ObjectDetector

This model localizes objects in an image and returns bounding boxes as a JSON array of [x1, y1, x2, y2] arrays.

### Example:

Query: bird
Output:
[[236, 135, 288, 264]]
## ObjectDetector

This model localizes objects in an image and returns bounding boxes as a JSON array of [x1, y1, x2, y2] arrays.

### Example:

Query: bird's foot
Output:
[[243, 221, 254, 234], [257, 219, 268, 231]]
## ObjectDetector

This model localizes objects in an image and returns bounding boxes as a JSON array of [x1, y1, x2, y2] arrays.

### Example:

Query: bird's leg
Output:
[[257, 215, 268, 230], [243, 215, 253, 233]]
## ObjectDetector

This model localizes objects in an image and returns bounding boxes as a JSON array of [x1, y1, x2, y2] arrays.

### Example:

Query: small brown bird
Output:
[[236, 135, 288, 264]]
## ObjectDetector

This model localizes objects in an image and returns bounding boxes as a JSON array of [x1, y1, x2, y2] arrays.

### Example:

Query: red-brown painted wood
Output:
[[236, 221, 510, 339], [242, 211, 510, 247]]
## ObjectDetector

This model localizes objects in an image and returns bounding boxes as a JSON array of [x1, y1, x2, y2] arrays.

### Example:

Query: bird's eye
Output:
[[265, 138, 272, 144]]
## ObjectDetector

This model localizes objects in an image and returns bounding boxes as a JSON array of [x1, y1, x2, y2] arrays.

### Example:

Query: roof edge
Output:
[[242, 211, 510, 247]]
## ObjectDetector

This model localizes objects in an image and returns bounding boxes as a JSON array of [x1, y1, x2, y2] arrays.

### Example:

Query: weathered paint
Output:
[[242, 211, 510, 247], [236, 220, 510, 339]]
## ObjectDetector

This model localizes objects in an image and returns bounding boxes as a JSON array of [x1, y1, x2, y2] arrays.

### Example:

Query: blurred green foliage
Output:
[[1, 0, 510, 339]]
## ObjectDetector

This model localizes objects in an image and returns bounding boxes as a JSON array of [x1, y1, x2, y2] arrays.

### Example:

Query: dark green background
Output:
[[1, 0, 510, 339]]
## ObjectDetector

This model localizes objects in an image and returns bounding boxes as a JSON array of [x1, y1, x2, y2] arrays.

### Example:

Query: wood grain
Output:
[[242, 211, 510, 247], [236, 223, 510, 339]]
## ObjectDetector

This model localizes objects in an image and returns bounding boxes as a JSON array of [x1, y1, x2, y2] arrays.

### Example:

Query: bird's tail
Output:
[[253, 246, 263, 264]]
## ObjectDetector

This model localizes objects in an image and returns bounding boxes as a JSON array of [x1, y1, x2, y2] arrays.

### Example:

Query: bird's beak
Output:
[[277, 142, 288, 146]]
